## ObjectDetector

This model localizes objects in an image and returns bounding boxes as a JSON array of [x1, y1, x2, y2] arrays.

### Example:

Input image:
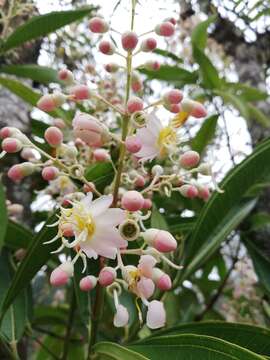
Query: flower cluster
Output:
[[0, 10, 215, 330]]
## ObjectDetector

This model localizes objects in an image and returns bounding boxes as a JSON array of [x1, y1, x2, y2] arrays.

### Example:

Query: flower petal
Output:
[[113, 304, 129, 327], [138, 255, 157, 278], [88, 194, 113, 217], [137, 277, 155, 299], [146, 300, 166, 329], [95, 208, 125, 227]]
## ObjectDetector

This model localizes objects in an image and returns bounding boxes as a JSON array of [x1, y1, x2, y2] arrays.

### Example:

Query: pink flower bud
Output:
[[163, 89, 183, 104], [104, 63, 119, 73], [44, 126, 63, 147], [198, 185, 210, 201], [113, 304, 129, 327], [1, 138, 22, 153], [143, 229, 177, 252], [83, 182, 96, 193], [165, 103, 181, 113], [58, 69, 74, 85], [180, 151, 200, 169], [8, 164, 24, 182], [121, 31, 138, 51], [93, 148, 110, 162], [144, 60, 161, 71], [53, 118, 66, 129], [70, 85, 91, 101], [37, 93, 66, 112], [79, 275, 97, 291], [135, 175, 145, 188], [164, 17, 177, 25], [181, 99, 207, 118], [142, 198, 152, 209], [125, 136, 142, 153], [99, 40, 115, 55], [42, 166, 59, 181], [50, 262, 74, 287], [141, 37, 157, 52], [89, 17, 109, 33], [179, 184, 198, 198], [153, 269, 172, 291], [73, 113, 104, 147], [146, 300, 166, 329], [98, 267, 116, 287], [0, 126, 18, 139], [127, 97, 144, 114], [155, 22, 175, 37], [60, 223, 74, 237], [121, 190, 144, 211], [131, 79, 143, 93]]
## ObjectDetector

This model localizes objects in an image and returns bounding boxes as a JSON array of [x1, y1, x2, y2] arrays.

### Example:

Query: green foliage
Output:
[[191, 114, 219, 154], [139, 65, 198, 85], [0, 183, 8, 251], [94, 342, 149, 360], [0, 65, 60, 84], [191, 16, 217, 51], [183, 137, 270, 279], [0, 7, 96, 52], [4, 220, 33, 249], [85, 162, 114, 192]]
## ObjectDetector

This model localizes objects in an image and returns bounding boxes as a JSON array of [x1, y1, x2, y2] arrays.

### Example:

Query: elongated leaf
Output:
[[153, 49, 183, 62], [0, 65, 60, 84], [0, 214, 60, 320], [191, 114, 218, 154], [227, 83, 269, 102], [5, 220, 33, 249], [183, 137, 270, 279], [85, 162, 114, 191], [193, 47, 221, 89], [139, 65, 198, 85], [147, 321, 270, 356], [0, 76, 68, 120], [130, 334, 265, 359], [0, 183, 8, 251], [94, 342, 149, 360], [151, 205, 169, 230], [0, 250, 29, 343], [245, 238, 270, 296], [215, 89, 250, 120], [247, 104, 270, 128], [191, 15, 216, 50], [1, 7, 95, 52]]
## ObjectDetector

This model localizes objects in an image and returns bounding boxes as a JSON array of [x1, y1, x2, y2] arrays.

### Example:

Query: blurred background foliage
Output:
[[0, 0, 270, 359]]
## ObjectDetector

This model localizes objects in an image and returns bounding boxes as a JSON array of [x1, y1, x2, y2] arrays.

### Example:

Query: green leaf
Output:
[[245, 238, 270, 296], [130, 334, 265, 359], [151, 205, 169, 230], [31, 118, 49, 138], [227, 83, 269, 102], [191, 15, 216, 51], [148, 321, 270, 356], [1, 7, 95, 52], [247, 104, 270, 128], [0, 214, 60, 320], [0, 76, 68, 120], [191, 114, 219, 155], [0, 65, 60, 84], [139, 65, 198, 85], [0, 182, 8, 251], [193, 47, 221, 89], [153, 48, 183, 62], [94, 342, 149, 360], [215, 90, 249, 120], [183, 137, 270, 279], [0, 249, 30, 343], [4, 220, 33, 249], [85, 162, 114, 192]]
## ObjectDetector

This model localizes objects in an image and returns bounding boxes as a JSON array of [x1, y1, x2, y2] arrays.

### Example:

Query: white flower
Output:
[[113, 304, 129, 327], [56, 193, 127, 259], [146, 300, 166, 329], [135, 112, 177, 161]]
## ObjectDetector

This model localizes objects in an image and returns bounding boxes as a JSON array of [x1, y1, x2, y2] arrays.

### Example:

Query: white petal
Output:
[[146, 300, 166, 329], [113, 304, 129, 327], [135, 145, 158, 160], [147, 112, 162, 136], [80, 192, 93, 209], [136, 128, 157, 147], [88, 195, 113, 217], [137, 277, 155, 299], [95, 208, 125, 227], [138, 255, 157, 278]]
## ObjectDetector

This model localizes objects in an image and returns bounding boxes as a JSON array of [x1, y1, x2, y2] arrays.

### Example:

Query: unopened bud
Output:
[[42, 166, 59, 181], [142, 229, 177, 252], [179, 184, 198, 198], [155, 22, 175, 37], [98, 267, 116, 287], [79, 275, 97, 291], [121, 31, 138, 51], [121, 190, 144, 211], [89, 17, 109, 33], [144, 60, 160, 71], [2, 138, 22, 153], [99, 40, 115, 55], [58, 69, 74, 85], [44, 126, 63, 147], [152, 165, 163, 176], [141, 37, 157, 52], [180, 150, 200, 169], [127, 97, 144, 114]]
